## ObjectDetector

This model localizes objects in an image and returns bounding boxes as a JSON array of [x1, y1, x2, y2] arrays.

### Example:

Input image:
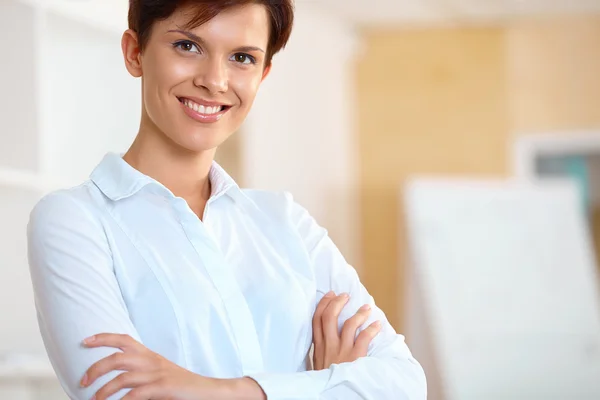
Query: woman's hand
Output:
[[80, 333, 250, 400], [312, 291, 382, 370]]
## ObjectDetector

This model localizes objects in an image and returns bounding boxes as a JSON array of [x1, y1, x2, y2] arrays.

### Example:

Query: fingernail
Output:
[[374, 321, 382, 329], [83, 336, 95, 345], [80, 374, 88, 387], [359, 304, 371, 311], [339, 293, 349, 299], [324, 291, 335, 298]]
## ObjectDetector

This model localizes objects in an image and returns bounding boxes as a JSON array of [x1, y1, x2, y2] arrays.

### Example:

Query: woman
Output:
[[27, 1, 426, 399]]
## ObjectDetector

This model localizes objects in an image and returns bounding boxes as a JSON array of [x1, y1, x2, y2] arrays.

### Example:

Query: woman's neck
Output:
[[123, 127, 215, 217]]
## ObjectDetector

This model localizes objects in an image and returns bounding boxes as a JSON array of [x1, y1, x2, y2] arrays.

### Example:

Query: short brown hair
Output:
[[128, 0, 294, 66]]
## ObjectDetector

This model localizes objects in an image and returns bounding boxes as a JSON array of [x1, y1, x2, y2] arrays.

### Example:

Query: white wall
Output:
[[244, 2, 362, 269], [41, 11, 140, 181]]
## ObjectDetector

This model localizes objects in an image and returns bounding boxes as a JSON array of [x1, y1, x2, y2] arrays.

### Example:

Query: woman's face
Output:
[[124, 4, 271, 152]]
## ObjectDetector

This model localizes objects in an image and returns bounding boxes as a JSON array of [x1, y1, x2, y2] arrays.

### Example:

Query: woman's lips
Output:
[[178, 97, 231, 123]]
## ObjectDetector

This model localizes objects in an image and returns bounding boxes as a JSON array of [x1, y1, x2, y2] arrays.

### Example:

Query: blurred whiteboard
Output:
[[404, 178, 600, 400]]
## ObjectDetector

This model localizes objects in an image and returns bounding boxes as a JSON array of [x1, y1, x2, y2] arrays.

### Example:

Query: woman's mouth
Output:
[[177, 97, 232, 123]]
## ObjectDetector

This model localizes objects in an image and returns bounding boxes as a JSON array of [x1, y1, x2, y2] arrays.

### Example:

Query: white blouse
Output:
[[27, 152, 426, 399]]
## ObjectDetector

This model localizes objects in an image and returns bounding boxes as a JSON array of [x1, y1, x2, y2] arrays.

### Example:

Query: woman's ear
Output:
[[261, 64, 272, 82], [122, 29, 143, 78]]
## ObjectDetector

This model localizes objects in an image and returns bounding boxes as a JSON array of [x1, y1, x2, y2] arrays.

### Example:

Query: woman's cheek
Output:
[[230, 73, 263, 109]]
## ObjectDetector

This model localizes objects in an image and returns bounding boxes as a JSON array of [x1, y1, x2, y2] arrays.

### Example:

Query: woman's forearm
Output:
[[219, 377, 267, 400]]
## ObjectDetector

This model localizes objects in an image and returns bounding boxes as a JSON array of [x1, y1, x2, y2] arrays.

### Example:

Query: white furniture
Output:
[[0, 354, 64, 400], [1, 0, 139, 350], [1, 1, 139, 397], [404, 178, 600, 400]]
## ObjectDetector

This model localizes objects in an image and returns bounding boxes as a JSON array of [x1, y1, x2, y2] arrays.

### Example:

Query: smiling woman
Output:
[[122, 1, 276, 155], [26, 1, 426, 400]]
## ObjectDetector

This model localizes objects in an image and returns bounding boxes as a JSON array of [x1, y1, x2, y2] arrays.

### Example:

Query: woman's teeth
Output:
[[182, 99, 223, 115]]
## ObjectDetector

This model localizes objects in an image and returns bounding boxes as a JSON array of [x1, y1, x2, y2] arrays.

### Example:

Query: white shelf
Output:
[[0, 0, 38, 172], [0, 354, 55, 381], [0, 184, 46, 355], [0, 168, 75, 194], [41, 10, 140, 181], [0, 0, 139, 356], [16, 0, 128, 34], [1, 0, 140, 181]]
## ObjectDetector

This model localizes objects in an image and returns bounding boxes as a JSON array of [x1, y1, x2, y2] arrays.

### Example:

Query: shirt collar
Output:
[[90, 152, 249, 204]]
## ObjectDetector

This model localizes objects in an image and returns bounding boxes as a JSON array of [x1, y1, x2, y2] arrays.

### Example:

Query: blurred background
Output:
[[1, 0, 600, 399]]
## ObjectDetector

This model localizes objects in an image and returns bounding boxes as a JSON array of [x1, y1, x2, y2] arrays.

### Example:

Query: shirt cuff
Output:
[[246, 369, 332, 400]]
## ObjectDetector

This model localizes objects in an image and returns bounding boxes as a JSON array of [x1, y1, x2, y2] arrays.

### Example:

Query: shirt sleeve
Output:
[[248, 193, 427, 400], [27, 191, 142, 400]]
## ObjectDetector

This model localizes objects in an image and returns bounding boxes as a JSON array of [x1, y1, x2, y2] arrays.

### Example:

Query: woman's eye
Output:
[[231, 53, 256, 65], [175, 41, 200, 53]]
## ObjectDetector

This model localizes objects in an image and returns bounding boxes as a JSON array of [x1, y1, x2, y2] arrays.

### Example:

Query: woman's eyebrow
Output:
[[234, 46, 265, 54], [167, 29, 265, 53], [168, 29, 206, 45]]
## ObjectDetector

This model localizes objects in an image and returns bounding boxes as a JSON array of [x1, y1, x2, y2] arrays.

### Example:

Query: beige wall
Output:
[[357, 15, 600, 332], [508, 16, 600, 134], [357, 27, 509, 330]]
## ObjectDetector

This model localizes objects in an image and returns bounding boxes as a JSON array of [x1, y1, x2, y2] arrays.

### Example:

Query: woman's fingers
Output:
[[81, 334, 151, 388], [94, 371, 157, 400], [83, 333, 144, 353], [353, 320, 383, 356], [312, 291, 336, 347], [121, 383, 161, 400], [81, 353, 146, 388], [311, 293, 384, 370], [321, 293, 350, 342], [340, 304, 372, 351], [313, 292, 336, 370]]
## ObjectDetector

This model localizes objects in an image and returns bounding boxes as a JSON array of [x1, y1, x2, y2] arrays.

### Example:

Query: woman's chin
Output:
[[172, 132, 228, 153]]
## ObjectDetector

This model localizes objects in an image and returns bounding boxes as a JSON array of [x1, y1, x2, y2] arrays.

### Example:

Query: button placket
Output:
[[175, 199, 265, 374]]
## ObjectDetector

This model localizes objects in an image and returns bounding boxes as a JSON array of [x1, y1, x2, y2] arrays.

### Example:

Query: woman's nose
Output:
[[193, 58, 228, 94]]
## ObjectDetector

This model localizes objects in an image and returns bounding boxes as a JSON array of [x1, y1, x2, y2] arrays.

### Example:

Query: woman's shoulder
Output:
[[29, 181, 104, 234], [239, 189, 329, 257], [240, 188, 291, 206], [239, 189, 318, 231], [239, 189, 301, 218]]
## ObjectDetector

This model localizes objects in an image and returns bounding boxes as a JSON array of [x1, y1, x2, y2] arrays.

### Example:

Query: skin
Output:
[[121, 3, 271, 219], [82, 4, 382, 399], [312, 292, 382, 370]]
